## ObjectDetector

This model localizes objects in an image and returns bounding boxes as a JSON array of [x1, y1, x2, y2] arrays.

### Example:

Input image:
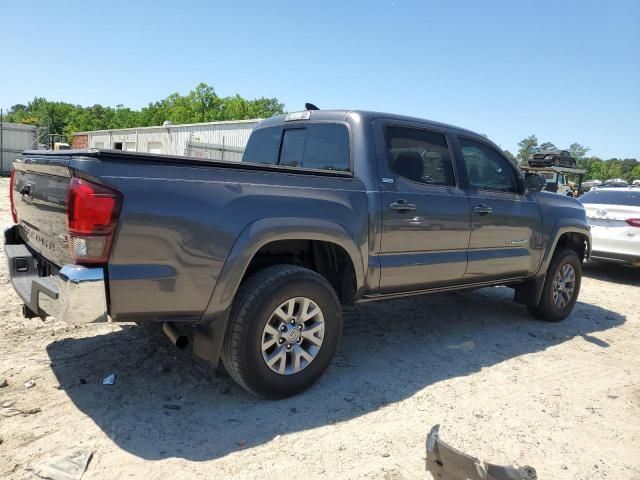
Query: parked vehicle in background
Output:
[[520, 165, 585, 196], [528, 149, 577, 168], [603, 178, 629, 188], [583, 179, 603, 192], [5, 109, 592, 398], [580, 188, 640, 267], [633, 180, 640, 186]]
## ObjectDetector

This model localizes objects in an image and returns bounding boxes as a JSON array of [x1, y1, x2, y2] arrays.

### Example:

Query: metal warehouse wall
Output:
[[80, 119, 259, 162], [0, 122, 37, 175]]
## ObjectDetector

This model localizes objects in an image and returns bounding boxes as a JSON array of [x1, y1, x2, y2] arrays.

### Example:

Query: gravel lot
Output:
[[0, 176, 638, 480]]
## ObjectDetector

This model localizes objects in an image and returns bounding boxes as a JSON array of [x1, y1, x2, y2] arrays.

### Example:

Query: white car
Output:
[[580, 188, 640, 266]]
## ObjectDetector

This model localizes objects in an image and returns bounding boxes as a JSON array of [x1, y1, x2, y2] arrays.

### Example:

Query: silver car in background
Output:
[[580, 188, 640, 266]]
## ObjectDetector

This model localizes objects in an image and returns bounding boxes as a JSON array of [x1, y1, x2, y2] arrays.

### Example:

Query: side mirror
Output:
[[525, 173, 547, 193]]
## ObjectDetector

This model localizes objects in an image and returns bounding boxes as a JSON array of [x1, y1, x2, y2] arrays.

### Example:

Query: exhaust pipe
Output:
[[162, 322, 189, 350]]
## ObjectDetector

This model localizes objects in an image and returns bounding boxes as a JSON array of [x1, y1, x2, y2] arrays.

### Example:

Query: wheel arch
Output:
[[516, 221, 590, 308], [539, 220, 591, 275], [203, 217, 366, 321]]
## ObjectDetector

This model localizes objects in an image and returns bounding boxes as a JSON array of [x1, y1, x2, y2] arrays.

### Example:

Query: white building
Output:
[[72, 119, 260, 162], [0, 122, 38, 175]]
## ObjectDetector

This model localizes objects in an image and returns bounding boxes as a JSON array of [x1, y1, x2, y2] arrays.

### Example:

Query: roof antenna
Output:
[[305, 103, 320, 111]]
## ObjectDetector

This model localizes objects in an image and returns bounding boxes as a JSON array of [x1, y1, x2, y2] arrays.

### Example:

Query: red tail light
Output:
[[9, 169, 18, 224], [66, 177, 122, 263], [626, 218, 640, 228]]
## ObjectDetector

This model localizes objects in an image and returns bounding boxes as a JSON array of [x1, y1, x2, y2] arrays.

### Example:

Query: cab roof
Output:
[[258, 109, 485, 139]]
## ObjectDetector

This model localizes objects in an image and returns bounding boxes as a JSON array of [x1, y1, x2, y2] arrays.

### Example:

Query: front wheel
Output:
[[221, 265, 342, 398], [528, 248, 582, 322]]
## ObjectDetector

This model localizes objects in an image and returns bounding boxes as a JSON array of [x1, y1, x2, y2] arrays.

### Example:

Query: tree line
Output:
[[3, 88, 638, 181], [3, 83, 285, 143], [502, 135, 639, 182]]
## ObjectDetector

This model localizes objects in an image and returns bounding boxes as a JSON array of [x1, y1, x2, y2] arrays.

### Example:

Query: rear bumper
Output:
[[4, 225, 108, 323]]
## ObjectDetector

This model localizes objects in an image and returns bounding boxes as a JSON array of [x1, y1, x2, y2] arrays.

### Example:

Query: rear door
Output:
[[375, 120, 471, 292], [454, 136, 542, 281]]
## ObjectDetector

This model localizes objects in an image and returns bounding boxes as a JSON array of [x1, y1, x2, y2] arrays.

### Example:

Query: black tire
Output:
[[528, 248, 582, 322], [221, 265, 342, 399]]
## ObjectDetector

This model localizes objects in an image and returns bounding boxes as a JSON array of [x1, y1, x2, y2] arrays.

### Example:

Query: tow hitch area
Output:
[[426, 425, 537, 480]]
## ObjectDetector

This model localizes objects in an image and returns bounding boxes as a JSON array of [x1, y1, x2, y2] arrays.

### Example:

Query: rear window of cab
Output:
[[242, 124, 350, 172]]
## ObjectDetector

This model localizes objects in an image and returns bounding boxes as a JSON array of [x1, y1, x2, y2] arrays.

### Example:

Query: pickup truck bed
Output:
[[5, 109, 591, 398]]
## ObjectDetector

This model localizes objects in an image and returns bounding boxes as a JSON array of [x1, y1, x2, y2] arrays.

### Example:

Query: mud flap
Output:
[[426, 425, 537, 480], [513, 275, 545, 307]]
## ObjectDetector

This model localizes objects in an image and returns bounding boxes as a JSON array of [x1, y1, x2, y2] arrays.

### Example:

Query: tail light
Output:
[[66, 177, 122, 263], [626, 218, 640, 228], [9, 169, 18, 224]]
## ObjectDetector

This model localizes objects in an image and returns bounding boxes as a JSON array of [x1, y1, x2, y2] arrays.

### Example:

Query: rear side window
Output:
[[243, 124, 350, 171], [580, 190, 640, 207], [242, 126, 283, 165], [384, 126, 455, 186], [281, 124, 350, 171]]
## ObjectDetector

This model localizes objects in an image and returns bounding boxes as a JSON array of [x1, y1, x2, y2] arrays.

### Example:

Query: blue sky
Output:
[[1, 0, 638, 158]]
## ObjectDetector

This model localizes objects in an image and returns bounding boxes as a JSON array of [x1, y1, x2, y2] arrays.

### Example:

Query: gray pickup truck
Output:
[[5, 109, 591, 398]]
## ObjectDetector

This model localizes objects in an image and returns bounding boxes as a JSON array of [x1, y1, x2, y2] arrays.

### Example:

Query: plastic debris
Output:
[[102, 373, 116, 385], [426, 425, 537, 480], [24, 379, 36, 389], [33, 448, 93, 480]]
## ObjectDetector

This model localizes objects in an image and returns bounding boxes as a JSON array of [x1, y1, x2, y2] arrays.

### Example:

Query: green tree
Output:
[[588, 160, 623, 181], [517, 135, 538, 166], [630, 165, 640, 181], [503, 149, 517, 164], [568, 143, 590, 162], [5, 83, 285, 143]]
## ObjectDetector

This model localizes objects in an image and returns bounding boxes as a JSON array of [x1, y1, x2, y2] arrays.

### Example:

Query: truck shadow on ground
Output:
[[583, 261, 639, 287], [47, 286, 624, 461]]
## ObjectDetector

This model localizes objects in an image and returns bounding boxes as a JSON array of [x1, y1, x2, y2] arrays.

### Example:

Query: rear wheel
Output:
[[528, 247, 581, 322], [221, 265, 342, 398]]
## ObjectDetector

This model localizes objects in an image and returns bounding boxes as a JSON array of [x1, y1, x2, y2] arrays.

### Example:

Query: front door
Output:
[[375, 121, 471, 292], [456, 136, 543, 280]]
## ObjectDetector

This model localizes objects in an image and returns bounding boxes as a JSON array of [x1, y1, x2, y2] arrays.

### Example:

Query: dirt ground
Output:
[[0, 176, 638, 480]]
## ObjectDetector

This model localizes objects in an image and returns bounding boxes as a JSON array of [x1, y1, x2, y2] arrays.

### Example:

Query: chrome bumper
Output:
[[4, 226, 108, 323]]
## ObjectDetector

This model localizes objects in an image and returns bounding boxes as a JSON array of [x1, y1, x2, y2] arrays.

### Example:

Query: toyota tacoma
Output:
[[5, 109, 591, 398]]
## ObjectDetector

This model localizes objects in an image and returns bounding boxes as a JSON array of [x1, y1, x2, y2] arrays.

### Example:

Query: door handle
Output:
[[473, 204, 493, 214], [389, 200, 417, 212]]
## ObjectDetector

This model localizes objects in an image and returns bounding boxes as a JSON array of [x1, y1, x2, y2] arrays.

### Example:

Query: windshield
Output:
[[580, 190, 640, 207]]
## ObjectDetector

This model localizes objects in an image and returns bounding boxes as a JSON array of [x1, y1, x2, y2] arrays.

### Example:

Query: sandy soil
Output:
[[0, 176, 638, 480]]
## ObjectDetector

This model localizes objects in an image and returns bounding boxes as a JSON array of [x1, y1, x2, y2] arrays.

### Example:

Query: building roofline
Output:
[[73, 118, 260, 136]]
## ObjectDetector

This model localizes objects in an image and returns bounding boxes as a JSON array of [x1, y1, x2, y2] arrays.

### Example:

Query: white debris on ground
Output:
[[0, 177, 638, 479]]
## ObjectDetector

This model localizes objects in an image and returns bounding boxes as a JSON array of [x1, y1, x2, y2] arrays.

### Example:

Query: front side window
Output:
[[384, 126, 455, 186], [242, 124, 350, 171], [459, 138, 518, 193]]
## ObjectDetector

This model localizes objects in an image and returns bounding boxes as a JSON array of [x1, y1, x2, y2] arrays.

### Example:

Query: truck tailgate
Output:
[[12, 160, 73, 267]]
